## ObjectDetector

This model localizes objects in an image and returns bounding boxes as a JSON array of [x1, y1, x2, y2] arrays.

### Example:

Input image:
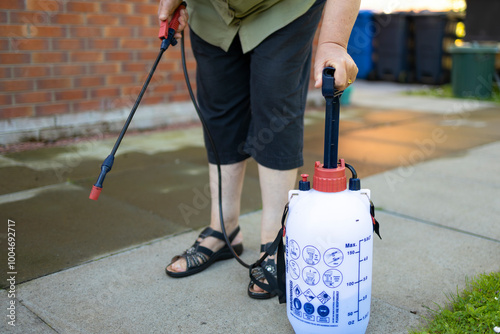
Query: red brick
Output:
[[107, 75, 137, 85], [145, 72, 167, 85], [0, 53, 31, 64], [151, 83, 175, 93], [90, 87, 120, 98], [88, 39, 118, 50], [26, 0, 61, 12], [0, 12, 7, 23], [74, 76, 105, 88], [33, 26, 67, 38], [163, 49, 182, 60], [66, 1, 99, 12], [70, 27, 102, 38], [134, 3, 157, 14], [72, 100, 101, 112], [122, 62, 150, 73], [170, 92, 190, 102], [0, 40, 9, 50], [13, 66, 50, 78], [37, 78, 72, 90], [10, 12, 50, 25], [101, 3, 132, 14], [15, 91, 52, 104], [106, 97, 133, 110], [8, 38, 50, 51], [87, 14, 119, 25], [0, 67, 12, 79], [32, 52, 68, 63], [141, 95, 164, 105], [120, 38, 152, 49], [102, 26, 134, 38], [120, 15, 149, 26], [137, 50, 160, 61], [121, 85, 141, 96], [0, 106, 34, 119], [70, 51, 103, 62], [51, 13, 84, 25], [136, 27, 158, 39], [0, 25, 30, 37], [0, 94, 13, 105], [105, 52, 133, 61], [55, 90, 86, 101], [52, 39, 86, 50], [170, 71, 191, 82], [0, 79, 34, 92], [89, 63, 120, 74], [156, 61, 178, 72], [2, 0, 25, 10], [53, 64, 87, 76], [35, 103, 70, 116]]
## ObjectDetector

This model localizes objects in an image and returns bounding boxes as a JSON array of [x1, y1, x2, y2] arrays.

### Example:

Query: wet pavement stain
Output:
[[0, 185, 182, 288]]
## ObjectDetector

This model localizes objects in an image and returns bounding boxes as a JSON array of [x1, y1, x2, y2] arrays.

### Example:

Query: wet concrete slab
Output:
[[73, 152, 262, 230], [0, 183, 182, 288]]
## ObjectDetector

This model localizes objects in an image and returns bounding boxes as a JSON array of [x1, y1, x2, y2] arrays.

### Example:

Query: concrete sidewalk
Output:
[[1, 83, 500, 333]]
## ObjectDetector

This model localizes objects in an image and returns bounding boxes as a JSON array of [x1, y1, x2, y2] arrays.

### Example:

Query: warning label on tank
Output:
[[317, 291, 331, 304], [303, 289, 316, 302], [332, 291, 339, 324]]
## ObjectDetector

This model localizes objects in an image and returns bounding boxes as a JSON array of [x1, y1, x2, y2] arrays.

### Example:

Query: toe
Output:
[[168, 258, 187, 273]]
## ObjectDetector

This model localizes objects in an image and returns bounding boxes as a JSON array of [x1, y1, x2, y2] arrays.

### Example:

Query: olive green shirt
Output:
[[187, 0, 316, 53]]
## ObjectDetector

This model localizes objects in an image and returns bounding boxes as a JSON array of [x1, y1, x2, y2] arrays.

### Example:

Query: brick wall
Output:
[[0, 0, 321, 145]]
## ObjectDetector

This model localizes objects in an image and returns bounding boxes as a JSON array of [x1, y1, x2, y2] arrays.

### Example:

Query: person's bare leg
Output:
[[250, 164, 297, 293], [167, 161, 246, 273]]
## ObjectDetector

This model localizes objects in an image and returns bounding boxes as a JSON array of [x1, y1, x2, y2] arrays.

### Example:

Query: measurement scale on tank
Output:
[[346, 233, 372, 324]]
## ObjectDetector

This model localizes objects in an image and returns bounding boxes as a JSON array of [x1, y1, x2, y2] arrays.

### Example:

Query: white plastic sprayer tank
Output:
[[285, 160, 373, 334]]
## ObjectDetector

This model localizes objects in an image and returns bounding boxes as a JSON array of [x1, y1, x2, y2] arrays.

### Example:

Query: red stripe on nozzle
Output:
[[89, 185, 102, 201]]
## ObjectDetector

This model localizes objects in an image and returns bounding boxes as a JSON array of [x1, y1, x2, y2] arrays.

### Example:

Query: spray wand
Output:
[[89, 3, 186, 200]]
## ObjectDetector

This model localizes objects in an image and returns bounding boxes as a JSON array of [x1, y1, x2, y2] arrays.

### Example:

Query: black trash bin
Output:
[[373, 12, 413, 82], [413, 12, 448, 84]]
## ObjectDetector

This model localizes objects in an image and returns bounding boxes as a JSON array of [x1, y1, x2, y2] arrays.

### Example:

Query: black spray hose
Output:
[[180, 31, 252, 269]]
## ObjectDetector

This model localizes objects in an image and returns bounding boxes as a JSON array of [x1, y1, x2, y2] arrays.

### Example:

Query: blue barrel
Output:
[[347, 10, 375, 79]]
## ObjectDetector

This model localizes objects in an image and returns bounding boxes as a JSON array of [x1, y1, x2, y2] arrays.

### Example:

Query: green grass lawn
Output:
[[411, 272, 500, 334], [406, 84, 500, 104]]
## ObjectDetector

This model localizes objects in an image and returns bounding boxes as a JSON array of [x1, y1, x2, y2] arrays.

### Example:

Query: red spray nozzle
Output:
[[89, 185, 102, 201], [89, 154, 114, 201]]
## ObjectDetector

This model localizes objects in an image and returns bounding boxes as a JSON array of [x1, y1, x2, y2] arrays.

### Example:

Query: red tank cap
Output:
[[313, 159, 347, 193]]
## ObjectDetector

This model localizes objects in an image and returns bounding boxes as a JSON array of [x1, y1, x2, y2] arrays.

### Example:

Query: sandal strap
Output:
[[199, 226, 240, 243], [171, 225, 241, 268], [184, 251, 209, 270]]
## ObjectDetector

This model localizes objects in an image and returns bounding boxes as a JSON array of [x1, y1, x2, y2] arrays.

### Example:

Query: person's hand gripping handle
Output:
[[158, 1, 186, 49]]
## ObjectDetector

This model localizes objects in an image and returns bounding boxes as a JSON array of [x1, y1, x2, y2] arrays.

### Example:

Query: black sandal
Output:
[[165, 226, 243, 278], [248, 242, 278, 299]]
